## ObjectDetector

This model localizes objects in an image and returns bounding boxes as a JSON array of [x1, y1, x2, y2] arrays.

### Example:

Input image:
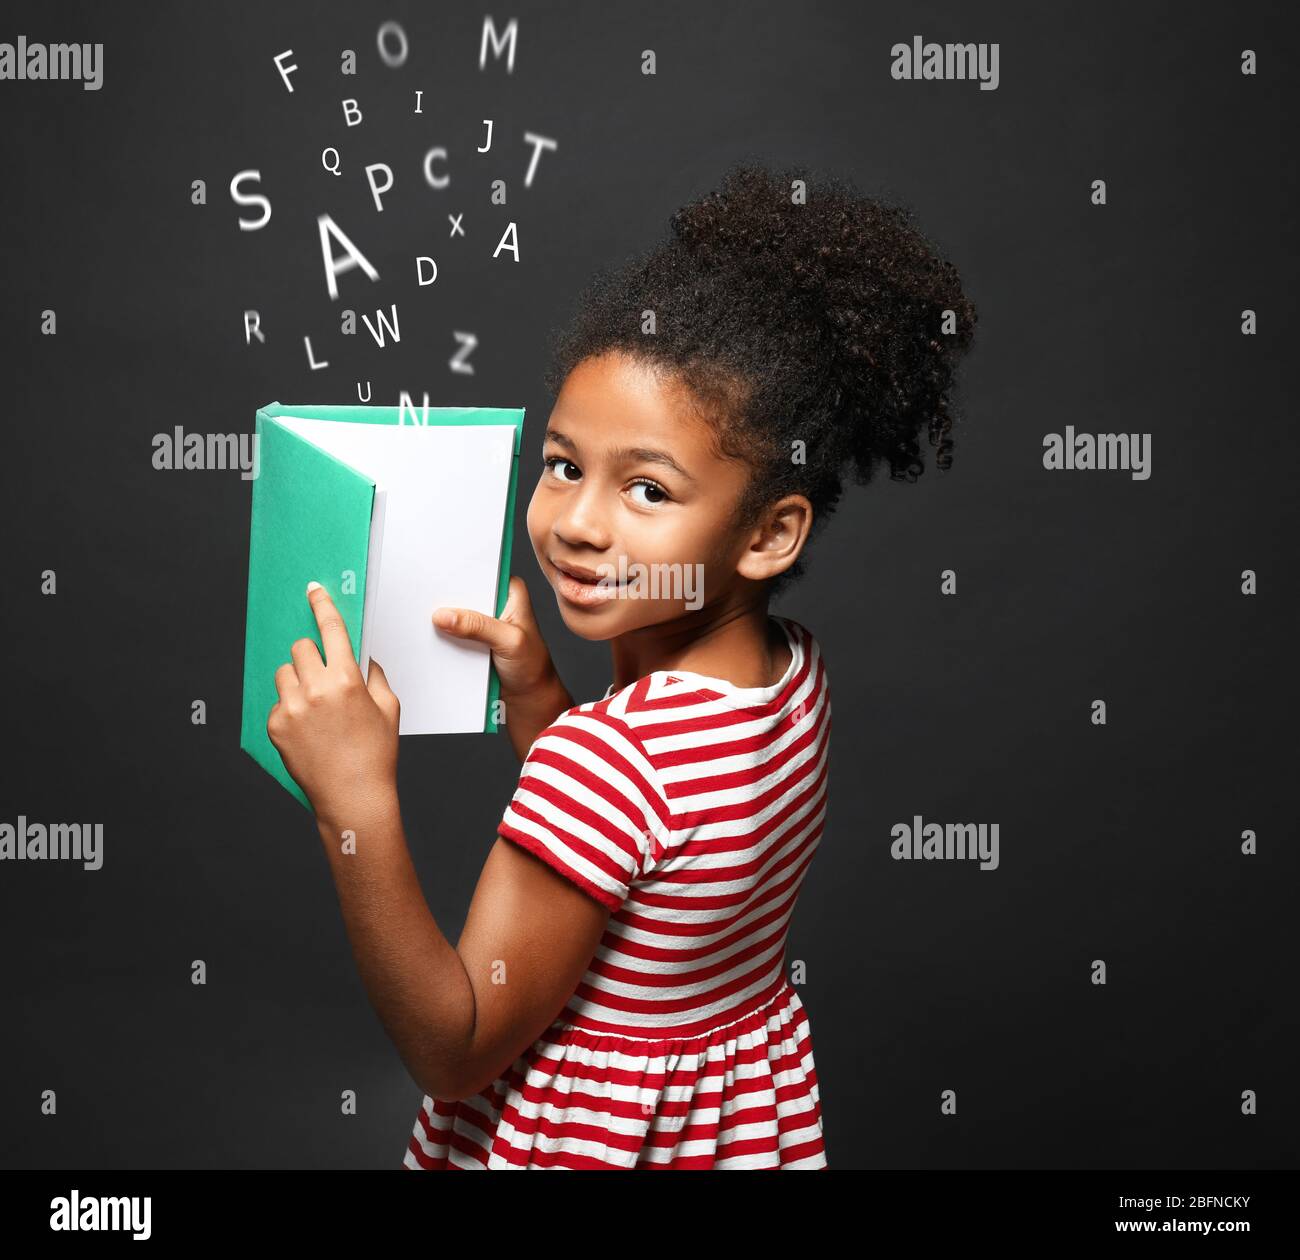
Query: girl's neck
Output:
[[607, 597, 790, 693]]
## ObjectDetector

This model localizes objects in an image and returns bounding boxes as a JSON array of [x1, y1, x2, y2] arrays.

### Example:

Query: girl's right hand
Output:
[[431, 574, 569, 712]]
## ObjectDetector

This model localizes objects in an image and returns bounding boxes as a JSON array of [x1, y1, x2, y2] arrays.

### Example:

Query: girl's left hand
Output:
[[267, 582, 401, 828]]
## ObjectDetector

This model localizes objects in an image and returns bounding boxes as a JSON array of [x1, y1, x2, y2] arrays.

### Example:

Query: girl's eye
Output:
[[628, 478, 669, 507], [544, 457, 669, 507], [544, 455, 581, 482]]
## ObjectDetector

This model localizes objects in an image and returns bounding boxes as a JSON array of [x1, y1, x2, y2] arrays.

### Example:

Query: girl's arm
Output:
[[314, 801, 609, 1102], [500, 671, 574, 763], [268, 583, 606, 1101]]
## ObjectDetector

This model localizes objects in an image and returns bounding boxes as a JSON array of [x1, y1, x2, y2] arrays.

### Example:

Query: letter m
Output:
[[48, 823, 80, 860], [50, 44, 82, 79], [480, 17, 518, 72]]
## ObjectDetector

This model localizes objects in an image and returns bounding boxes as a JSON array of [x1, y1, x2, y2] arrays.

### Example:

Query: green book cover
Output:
[[239, 401, 526, 809]]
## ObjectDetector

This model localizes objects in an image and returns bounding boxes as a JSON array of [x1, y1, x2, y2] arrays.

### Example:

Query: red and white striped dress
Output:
[[403, 615, 830, 1169]]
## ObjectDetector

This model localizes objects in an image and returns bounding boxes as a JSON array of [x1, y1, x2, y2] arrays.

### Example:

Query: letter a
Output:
[[317, 214, 380, 301]]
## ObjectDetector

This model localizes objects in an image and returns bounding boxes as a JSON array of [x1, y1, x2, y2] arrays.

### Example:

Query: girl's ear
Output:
[[735, 495, 813, 582]]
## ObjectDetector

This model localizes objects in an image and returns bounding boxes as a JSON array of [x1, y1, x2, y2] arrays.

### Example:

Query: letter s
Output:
[[229, 170, 272, 232]]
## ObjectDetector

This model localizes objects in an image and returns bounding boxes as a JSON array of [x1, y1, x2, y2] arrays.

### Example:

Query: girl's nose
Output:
[[552, 483, 612, 551]]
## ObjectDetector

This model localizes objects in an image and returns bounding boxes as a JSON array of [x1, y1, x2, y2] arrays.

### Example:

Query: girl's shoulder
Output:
[[593, 614, 825, 718]]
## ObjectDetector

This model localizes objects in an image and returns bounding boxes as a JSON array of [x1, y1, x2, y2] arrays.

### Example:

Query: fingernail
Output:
[[306, 581, 322, 593]]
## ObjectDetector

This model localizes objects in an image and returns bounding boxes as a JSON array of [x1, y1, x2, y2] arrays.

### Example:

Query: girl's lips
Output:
[[551, 560, 622, 607]]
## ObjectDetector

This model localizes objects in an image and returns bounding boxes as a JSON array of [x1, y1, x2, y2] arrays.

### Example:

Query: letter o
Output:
[[377, 21, 408, 68]]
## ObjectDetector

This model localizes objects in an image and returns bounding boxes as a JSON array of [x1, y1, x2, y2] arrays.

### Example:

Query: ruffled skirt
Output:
[[402, 979, 826, 1169]]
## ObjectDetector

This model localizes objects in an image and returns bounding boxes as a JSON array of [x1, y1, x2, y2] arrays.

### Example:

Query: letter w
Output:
[[361, 304, 401, 348]]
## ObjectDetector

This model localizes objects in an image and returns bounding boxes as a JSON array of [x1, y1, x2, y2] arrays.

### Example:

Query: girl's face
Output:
[[527, 351, 785, 641]]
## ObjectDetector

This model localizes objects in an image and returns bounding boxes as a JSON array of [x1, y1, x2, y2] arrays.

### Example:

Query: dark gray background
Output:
[[1, 0, 1295, 1170]]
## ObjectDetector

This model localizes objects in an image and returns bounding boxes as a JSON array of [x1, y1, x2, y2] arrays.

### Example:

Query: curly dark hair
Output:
[[543, 160, 978, 595]]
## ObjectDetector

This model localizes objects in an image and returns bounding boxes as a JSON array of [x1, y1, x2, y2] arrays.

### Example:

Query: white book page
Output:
[[275, 417, 516, 734]]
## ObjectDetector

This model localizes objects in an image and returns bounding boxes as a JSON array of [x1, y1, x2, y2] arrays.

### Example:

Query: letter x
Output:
[[448, 213, 465, 238]]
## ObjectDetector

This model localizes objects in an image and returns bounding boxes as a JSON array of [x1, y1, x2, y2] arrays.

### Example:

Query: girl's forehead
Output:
[[546, 408, 716, 474], [563, 352, 674, 408], [554, 356, 714, 450]]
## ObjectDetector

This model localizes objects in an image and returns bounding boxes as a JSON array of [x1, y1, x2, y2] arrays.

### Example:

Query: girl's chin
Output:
[[555, 598, 622, 640]]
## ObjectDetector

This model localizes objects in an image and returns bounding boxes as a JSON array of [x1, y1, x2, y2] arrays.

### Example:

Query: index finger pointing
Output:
[[306, 581, 360, 674]]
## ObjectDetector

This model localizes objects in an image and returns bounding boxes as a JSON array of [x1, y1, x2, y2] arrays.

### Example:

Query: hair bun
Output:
[[545, 159, 977, 593]]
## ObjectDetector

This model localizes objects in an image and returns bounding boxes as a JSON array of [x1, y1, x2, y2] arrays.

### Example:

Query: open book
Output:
[[239, 401, 525, 808]]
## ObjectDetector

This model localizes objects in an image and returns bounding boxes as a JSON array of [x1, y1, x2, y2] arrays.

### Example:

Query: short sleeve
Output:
[[497, 709, 672, 911]]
